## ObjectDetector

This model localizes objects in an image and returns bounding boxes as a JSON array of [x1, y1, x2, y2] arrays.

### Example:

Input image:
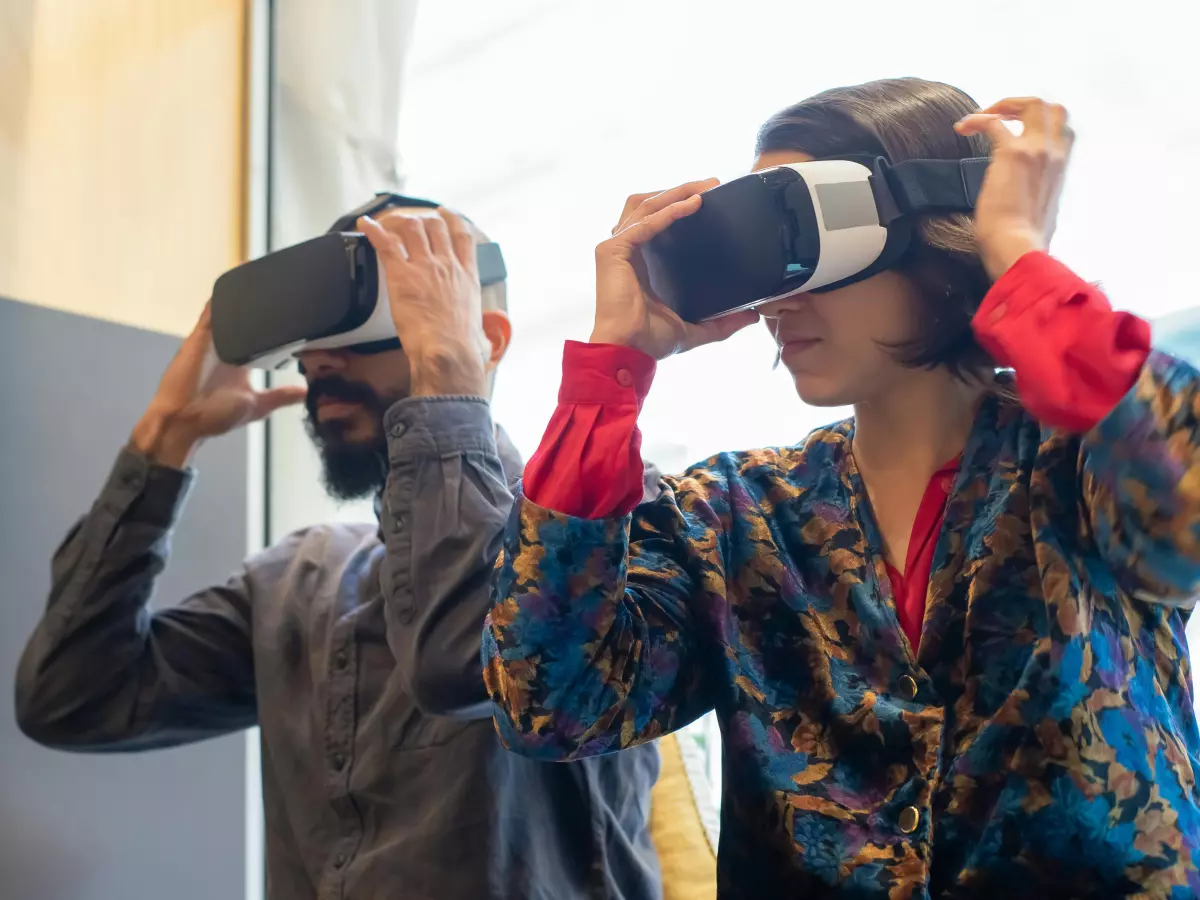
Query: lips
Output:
[[780, 337, 821, 352], [315, 399, 361, 418]]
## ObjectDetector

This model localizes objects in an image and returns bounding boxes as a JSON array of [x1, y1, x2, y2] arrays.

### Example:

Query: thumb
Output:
[[253, 385, 308, 419], [690, 308, 759, 347]]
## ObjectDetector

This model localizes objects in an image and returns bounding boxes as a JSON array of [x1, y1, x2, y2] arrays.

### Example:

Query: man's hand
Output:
[[359, 208, 489, 398], [130, 304, 306, 468]]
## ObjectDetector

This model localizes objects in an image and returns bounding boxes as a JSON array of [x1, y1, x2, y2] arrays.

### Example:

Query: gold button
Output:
[[898, 806, 920, 834], [898, 675, 919, 701]]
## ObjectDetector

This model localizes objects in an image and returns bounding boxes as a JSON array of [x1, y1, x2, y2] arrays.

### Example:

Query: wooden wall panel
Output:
[[0, 0, 246, 336]]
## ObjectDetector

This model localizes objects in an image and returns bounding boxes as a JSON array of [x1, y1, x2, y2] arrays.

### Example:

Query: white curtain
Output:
[[267, 0, 421, 533], [272, 0, 420, 250]]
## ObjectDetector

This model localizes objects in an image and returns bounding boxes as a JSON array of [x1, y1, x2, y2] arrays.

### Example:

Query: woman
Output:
[[484, 78, 1200, 897]]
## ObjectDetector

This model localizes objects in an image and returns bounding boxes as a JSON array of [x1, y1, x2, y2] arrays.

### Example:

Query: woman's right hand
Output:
[[590, 179, 759, 360]]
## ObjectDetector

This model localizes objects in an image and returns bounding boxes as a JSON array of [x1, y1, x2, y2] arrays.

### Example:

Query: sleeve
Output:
[[522, 341, 657, 519], [482, 464, 729, 761], [14, 449, 258, 751], [974, 251, 1200, 606], [378, 396, 515, 717]]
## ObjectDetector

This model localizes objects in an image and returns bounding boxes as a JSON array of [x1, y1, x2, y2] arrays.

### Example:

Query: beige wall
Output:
[[0, 0, 247, 337]]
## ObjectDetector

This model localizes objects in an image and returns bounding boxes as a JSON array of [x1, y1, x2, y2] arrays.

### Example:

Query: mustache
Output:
[[305, 376, 382, 420]]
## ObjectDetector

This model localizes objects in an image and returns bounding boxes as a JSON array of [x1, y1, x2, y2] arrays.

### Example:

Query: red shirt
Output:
[[521, 252, 1151, 649]]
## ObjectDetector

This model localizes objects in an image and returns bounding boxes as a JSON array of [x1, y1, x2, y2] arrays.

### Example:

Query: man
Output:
[[15, 202, 661, 900]]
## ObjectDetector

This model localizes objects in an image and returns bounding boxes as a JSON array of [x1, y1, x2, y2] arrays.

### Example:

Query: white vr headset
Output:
[[210, 193, 507, 369], [640, 154, 990, 322]]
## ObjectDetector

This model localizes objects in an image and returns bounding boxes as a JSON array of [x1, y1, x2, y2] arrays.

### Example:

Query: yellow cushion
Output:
[[649, 733, 717, 899]]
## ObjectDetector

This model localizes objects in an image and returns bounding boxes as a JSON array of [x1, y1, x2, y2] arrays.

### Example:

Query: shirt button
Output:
[[898, 675, 919, 701], [334, 651, 348, 670], [615, 368, 634, 388], [898, 806, 920, 834], [333, 753, 347, 771], [333, 852, 348, 869]]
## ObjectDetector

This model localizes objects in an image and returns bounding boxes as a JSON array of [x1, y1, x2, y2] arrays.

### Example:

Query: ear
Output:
[[481, 309, 512, 370]]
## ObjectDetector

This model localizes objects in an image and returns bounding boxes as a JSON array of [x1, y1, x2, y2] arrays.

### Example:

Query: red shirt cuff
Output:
[[972, 250, 1151, 433], [560, 341, 657, 406]]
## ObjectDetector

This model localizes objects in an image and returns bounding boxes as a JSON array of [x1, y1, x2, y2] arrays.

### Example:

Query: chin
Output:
[[790, 373, 854, 408]]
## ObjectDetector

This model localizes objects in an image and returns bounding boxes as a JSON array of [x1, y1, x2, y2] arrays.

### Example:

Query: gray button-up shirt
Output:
[[15, 397, 661, 900]]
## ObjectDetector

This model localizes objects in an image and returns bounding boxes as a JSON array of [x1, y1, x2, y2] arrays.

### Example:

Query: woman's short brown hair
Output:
[[756, 77, 994, 377]]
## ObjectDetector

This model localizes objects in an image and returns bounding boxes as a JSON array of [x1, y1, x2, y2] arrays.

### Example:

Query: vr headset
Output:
[[641, 155, 989, 323], [211, 193, 507, 368]]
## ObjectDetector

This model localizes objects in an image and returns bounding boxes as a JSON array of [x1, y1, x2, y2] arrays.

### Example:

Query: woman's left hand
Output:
[[956, 96, 1074, 282]]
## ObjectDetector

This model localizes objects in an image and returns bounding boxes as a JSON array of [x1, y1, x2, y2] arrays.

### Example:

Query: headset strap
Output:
[[883, 157, 989, 218], [328, 192, 507, 286]]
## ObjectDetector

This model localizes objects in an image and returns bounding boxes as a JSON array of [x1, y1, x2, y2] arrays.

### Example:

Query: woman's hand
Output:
[[956, 96, 1075, 281], [590, 179, 759, 360]]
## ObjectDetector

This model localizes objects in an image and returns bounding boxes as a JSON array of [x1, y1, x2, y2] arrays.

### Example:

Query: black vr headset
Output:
[[641, 155, 989, 323], [211, 193, 507, 368]]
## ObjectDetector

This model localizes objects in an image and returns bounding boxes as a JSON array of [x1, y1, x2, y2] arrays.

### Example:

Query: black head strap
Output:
[[881, 157, 988, 223], [328, 192, 507, 286]]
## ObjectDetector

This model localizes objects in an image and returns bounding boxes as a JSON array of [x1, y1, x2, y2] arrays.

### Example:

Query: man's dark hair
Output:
[[756, 77, 995, 378]]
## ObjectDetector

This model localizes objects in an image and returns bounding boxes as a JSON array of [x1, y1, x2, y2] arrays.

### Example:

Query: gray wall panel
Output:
[[0, 297, 248, 900]]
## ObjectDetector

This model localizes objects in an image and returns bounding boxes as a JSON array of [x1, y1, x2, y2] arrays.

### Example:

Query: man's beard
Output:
[[304, 376, 402, 501]]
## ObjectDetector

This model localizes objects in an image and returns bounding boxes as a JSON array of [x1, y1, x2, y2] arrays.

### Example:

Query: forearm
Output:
[[484, 489, 712, 760], [15, 449, 256, 748], [379, 396, 513, 717], [974, 251, 1200, 602], [522, 341, 656, 518]]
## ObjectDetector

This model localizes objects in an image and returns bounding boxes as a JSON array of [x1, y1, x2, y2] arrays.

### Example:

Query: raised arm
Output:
[[973, 251, 1200, 604], [484, 182, 760, 760], [15, 303, 304, 750], [959, 97, 1200, 605]]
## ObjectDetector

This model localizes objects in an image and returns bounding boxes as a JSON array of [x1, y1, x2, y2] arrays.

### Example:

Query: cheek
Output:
[[360, 354, 412, 397], [821, 287, 915, 351]]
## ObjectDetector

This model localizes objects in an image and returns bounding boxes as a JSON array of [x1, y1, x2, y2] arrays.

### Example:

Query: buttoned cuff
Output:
[[107, 447, 195, 527], [383, 395, 497, 464], [559, 341, 656, 406]]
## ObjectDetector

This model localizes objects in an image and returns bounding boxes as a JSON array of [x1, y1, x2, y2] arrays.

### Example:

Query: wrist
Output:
[[130, 411, 200, 469], [980, 231, 1044, 282], [409, 347, 488, 398]]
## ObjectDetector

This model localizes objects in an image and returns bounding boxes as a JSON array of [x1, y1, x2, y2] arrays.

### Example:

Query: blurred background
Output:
[[2, 1, 1197, 897]]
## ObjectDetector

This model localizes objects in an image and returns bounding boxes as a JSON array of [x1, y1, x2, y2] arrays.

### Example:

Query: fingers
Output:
[[692, 308, 759, 347], [358, 215, 408, 264], [613, 191, 662, 235], [424, 212, 454, 259], [978, 96, 1046, 118], [387, 214, 433, 261], [612, 193, 704, 250], [438, 208, 478, 276], [958, 97, 1070, 145], [955, 114, 1017, 149], [253, 384, 307, 419], [616, 179, 719, 235]]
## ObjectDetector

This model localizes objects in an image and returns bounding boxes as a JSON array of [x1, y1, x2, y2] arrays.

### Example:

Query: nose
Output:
[[295, 347, 350, 378], [757, 291, 812, 319]]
